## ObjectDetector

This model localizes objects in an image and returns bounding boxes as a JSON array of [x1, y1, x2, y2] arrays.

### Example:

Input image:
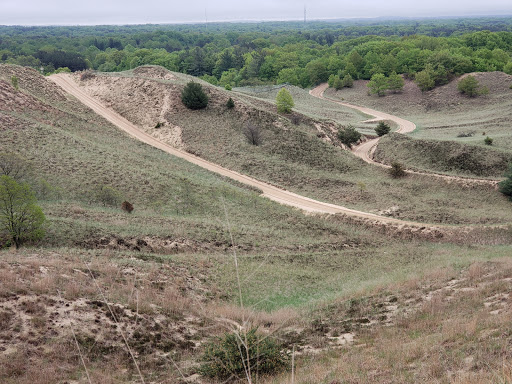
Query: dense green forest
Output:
[[1, 16, 512, 88]]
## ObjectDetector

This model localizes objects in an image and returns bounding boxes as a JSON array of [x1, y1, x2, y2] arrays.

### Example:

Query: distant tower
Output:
[[304, 5, 306, 23]]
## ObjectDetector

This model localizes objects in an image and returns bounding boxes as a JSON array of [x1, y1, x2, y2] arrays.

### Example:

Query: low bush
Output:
[[91, 185, 123, 207], [338, 125, 361, 148], [200, 328, 288, 380], [484, 136, 493, 146], [499, 164, 512, 201], [80, 70, 95, 81], [243, 122, 262, 146], [226, 97, 235, 109], [389, 162, 406, 178]]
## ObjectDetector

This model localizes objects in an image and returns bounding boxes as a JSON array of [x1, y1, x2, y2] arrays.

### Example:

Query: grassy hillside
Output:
[[72, 66, 512, 225], [325, 71, 512, 156], [1, 64, 512, 384], [375, 133, 512, 178]]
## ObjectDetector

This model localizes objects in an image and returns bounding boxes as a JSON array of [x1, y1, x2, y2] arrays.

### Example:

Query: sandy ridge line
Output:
[[50, 73, 443, 227], [310, 83, 499, 187]]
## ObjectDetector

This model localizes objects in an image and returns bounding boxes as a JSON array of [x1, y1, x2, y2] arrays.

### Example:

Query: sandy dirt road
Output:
[[50, 73, 435, 226], [310, 83, 498, 186]]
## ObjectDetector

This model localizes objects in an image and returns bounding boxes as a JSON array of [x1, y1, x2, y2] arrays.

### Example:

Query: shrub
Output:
[[457, 75, 488, 97], [484, 136, 493, 145], [224, 84, 232, 91], [375, 121, 391, 136], [11, 76, 19, 90], [154, 122, 163, 128], [243, 122, 262, 146], [290, 114, 301, 125], [80, 70, 95, 81], [200, 328, 288, 380], [121, 201, 134, 213], [276, 88, 294, 113], [499, 164, 512, 201], [226, 97, 235, 109], [338, 125, 361, 148], [91, 185, 123, 207], [181, 81, 209, 110], [0, 176, 45, 249], [389, 162, 406, 178]]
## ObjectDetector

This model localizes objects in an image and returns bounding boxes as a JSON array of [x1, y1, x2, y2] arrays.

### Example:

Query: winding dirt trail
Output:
[[310, 83, 498, 186], [50, 73, 436, 226]]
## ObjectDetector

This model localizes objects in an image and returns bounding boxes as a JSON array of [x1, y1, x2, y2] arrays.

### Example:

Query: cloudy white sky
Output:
[[1, 0, 511, 25]]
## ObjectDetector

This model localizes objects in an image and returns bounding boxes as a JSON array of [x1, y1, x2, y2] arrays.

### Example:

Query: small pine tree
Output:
[[338, 125, 361, 148], [484, 136, 493, 145], [341, 74, 354, 88], [375, 121, 391, 136], [181, 81, 209, 110], [276, 88, 294, 113], [226, 97, 235, 109]]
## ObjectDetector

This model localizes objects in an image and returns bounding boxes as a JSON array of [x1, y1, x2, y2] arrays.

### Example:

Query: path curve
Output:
[[310, 84, 499, 186], [49, 73, 436, 227]]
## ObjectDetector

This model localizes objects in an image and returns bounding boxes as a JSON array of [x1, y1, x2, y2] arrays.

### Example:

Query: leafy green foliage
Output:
[[0, 176, 45, 249], [276, 88, 294, 113], [484, 136, 494, 145], [375, 121, 391, 136], [338, 125, 361, 148], [389, 162, 407, 178], [387, 72, 404, 93], [181, 81, 209, 110], [415, 68, 435, 91], [367, 73, 388, 96], [457, 75, 489, 97], [200, 328, 288, 380], [499, 164, 512, 200], [503, 61, 512, 75]]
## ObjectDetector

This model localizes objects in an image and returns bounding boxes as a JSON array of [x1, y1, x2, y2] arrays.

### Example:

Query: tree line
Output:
[[1, 18, 512, 88]]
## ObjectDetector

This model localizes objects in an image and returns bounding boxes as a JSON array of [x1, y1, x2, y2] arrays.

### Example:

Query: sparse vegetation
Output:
[[375, 121, 391, 136], [181, 81, 209, 110], [276, 88, 294, 113], [79, 70, 95, 81], [0, 176, 45, 249], [337, 125, 361, 148]]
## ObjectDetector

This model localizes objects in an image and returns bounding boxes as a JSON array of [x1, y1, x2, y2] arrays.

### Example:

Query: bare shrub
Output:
[[80, 70, 95, 81], [290, 114, 301, 125], [243, 122, 262, 146], [121, 201, 134, 213], [0, 152, 32, 182]]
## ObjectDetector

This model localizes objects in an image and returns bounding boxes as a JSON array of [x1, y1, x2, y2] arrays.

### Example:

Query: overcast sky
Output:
[[1, 0, 511, 25]]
